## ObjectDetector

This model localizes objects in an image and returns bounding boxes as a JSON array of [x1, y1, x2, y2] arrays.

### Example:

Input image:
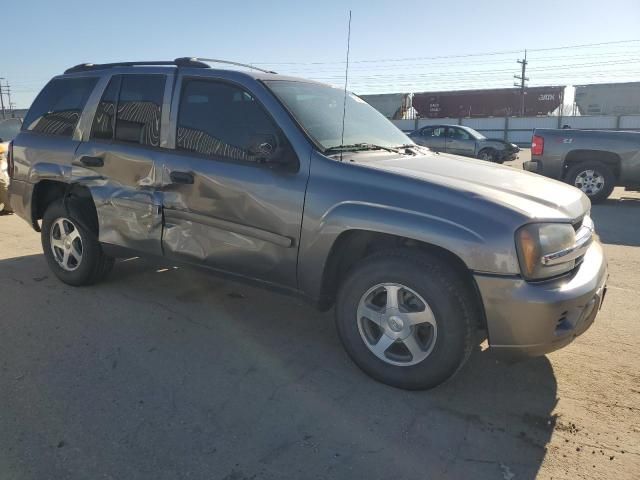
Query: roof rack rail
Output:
[[178, 57, 277, 74], [64, 59, 210, 74]]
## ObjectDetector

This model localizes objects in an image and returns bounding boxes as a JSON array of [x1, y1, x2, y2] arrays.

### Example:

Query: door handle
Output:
[[80, 156, 104, 167], [169, 171, 194, 185]]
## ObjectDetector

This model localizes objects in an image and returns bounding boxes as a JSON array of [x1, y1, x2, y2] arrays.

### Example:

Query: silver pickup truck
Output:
[[525, 128, 640, 203]]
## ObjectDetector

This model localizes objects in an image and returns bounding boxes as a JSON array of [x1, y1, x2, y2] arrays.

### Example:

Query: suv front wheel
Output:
[[335, 249, 476, 390], [41, 199, 114, 286]]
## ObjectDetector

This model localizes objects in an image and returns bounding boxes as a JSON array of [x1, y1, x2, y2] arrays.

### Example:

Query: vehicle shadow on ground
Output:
[[591, 196, 640, 247], [1, 253, 558, 480]]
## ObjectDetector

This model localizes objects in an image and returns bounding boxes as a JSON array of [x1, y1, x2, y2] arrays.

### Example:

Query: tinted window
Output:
[[91, 76, 121, 140], [177, 80, 279, 162], [115, 75, 165, 147], [23, 77, 98, 136]]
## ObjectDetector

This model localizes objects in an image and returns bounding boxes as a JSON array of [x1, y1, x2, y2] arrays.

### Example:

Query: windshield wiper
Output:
[[324, 143, 401, 154]]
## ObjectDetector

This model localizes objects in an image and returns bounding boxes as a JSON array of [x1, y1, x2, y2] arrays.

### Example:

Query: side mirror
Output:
[[248, 133, 296, 170], [248, 133, 277, 161]]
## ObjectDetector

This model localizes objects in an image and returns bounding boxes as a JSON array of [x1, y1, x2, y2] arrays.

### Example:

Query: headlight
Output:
[[515, 223, 576, 280]]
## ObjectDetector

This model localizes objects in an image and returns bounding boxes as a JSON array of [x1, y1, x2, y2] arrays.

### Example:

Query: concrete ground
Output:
[[0, 151, 638, 479]]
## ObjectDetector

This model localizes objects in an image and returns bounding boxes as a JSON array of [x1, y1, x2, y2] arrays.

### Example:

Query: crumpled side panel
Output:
[[162, 217, 281, 277], [90, 184, 163, 256]]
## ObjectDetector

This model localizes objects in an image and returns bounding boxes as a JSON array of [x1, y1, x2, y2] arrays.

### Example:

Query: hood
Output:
[[358, 151, 589, 220]]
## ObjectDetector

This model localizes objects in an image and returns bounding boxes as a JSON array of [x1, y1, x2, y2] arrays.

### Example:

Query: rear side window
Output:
[[176, 79, 279, 162], [23, 77, 98, 137], [91, 76, 121, 140], [115, 75, 165, 147]]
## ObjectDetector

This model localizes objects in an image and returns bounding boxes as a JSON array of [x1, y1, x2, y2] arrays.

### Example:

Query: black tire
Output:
[[335, 249, 476, 390], [41, 198, 114, 286], [565, 161, 615, 203], [477, 148, 498, 163]]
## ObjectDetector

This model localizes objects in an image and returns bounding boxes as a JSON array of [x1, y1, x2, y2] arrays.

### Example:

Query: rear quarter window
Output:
[[23, 77, 98, 137]]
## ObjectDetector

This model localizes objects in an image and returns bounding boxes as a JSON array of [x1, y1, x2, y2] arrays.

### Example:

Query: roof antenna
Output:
[[339, 10, 352, 162]]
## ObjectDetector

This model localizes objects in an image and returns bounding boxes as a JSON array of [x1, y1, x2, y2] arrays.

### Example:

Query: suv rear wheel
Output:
[[565, 161, 615, 203], [335, 249, 476, 390], [41, 199, 114, 286]]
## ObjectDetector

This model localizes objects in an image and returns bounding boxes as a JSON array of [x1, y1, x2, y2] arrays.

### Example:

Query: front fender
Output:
[[297, 201, 517, 301]]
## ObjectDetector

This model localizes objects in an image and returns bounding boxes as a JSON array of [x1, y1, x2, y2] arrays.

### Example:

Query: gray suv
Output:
[[8, 59, 607, 390]]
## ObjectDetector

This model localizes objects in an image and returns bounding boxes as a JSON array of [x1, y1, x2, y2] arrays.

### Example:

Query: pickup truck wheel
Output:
[[335, 249, 475, 390], [41, 199, 113, 286], [565, 161, 615, 203]]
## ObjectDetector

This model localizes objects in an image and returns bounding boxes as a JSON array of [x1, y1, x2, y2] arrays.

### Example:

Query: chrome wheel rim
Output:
[[480, 152, 492, 161], [357, 283, 437, 366], [50, 217, 83, 271], [574, 169, 604, 196]]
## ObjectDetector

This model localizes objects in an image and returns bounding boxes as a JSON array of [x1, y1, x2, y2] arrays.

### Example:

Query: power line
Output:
[[275, 51, 640, 75], [252, 39, 640, 66]]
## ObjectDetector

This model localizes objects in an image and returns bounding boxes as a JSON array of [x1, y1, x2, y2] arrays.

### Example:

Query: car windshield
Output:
[[265, 80, 411, 151], [462, 126, 486, 140]]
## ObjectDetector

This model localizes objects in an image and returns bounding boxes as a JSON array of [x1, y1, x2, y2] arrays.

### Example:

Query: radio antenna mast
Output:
[[339, 10, 352, 162]]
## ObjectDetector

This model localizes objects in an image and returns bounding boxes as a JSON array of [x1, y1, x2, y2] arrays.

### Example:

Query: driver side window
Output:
[[422, 126, 445, 137], [176, 79, 285, 163]]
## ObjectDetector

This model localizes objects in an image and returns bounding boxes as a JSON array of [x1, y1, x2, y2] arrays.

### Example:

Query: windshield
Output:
[[461, 126, 486, 140], [265, 80, 411, 151]]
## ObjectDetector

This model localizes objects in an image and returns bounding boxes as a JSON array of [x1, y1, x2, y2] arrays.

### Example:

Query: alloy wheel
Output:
[[356, 283, 437, 366], [574, 169, 605, 196], [50, 217, 83, 271]]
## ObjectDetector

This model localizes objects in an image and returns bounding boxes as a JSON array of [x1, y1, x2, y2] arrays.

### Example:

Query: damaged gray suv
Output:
[[8, 58, 608, 389]]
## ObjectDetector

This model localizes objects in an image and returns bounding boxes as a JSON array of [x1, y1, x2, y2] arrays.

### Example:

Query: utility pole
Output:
[[0, 78, 5, 119], [514, 50, 529, 117], [4, 82, 13, 117]]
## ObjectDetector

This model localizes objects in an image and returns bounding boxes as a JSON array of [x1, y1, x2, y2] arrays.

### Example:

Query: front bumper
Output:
[[475, 240, 607, 358], [498, 149, 519, 162]]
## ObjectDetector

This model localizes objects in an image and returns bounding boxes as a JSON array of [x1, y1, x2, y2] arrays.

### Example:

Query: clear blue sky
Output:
[[4, 0, 640, 108]]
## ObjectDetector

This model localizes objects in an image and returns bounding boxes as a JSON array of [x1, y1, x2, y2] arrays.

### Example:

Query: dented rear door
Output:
[[72, 70, 172, 256]]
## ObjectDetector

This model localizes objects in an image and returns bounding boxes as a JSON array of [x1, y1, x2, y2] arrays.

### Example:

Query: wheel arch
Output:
[[31, 180, 98, 234], [562, 150, 621, 180], [313, 228, 487, 331]]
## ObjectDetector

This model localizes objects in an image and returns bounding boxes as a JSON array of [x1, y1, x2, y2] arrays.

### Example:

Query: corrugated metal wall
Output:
[[620, 116, 640, 129], [393, 115, 640, 145]]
